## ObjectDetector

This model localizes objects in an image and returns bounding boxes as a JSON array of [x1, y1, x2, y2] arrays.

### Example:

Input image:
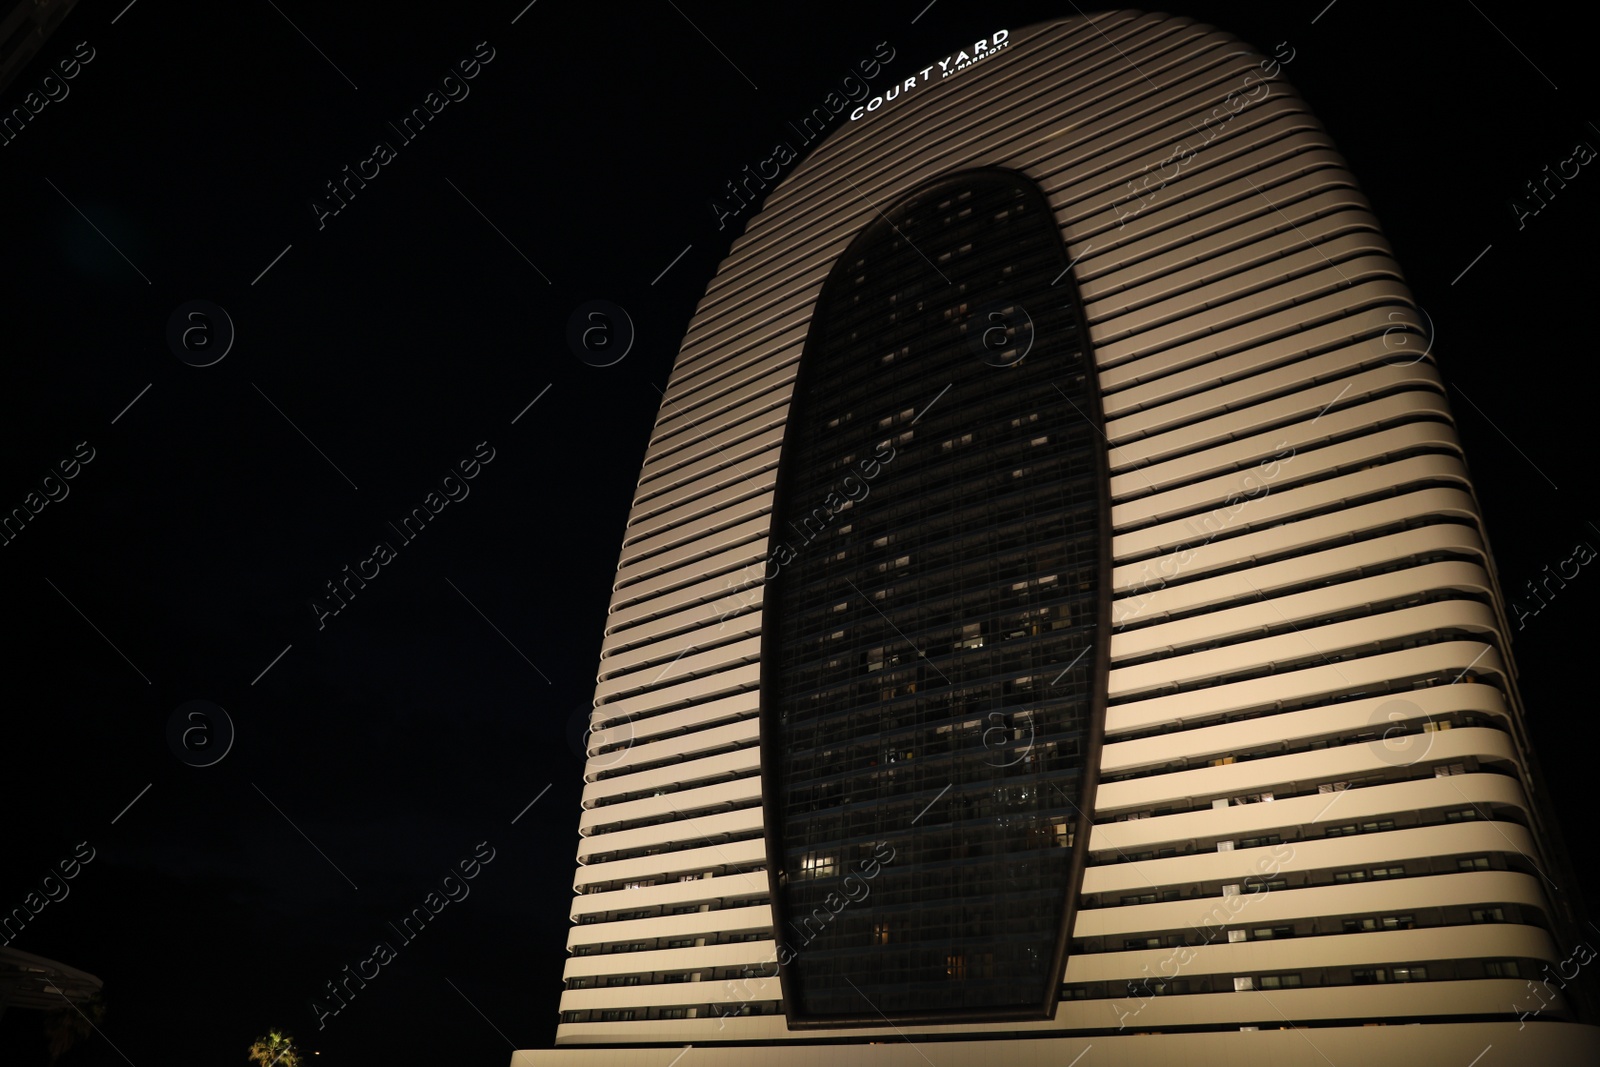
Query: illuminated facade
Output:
[[515, 11, 1598, 1064]]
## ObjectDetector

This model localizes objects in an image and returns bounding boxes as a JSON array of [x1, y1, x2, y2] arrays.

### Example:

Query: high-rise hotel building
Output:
[[515, 11, 1599, 1064]]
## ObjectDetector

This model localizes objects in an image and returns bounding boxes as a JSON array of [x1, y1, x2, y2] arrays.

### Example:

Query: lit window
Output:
[[799, 852, 835, 878]]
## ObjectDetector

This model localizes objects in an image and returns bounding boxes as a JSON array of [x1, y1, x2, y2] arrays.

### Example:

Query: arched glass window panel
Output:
[[759, 167, 1111, 1027]]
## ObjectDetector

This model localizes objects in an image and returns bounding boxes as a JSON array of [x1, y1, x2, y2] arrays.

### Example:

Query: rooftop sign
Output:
[[848, 29, 1009, 121]]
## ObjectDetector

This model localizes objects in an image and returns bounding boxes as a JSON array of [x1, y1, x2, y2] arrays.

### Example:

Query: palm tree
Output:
[[247, 1029, 302, 1067], [42, 993, 104, 1064]]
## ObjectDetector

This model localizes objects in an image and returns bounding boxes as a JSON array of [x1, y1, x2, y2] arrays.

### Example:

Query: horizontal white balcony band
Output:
[[1109, 421, 1461, 529], [600, 584, 764, 663], [1091, 771, 1527, 853], [1063, 983, 1566, 1033], [1061, 113, 1339, 238], [640, 326, 804, 445], [582, 716, 761, 793], [1090, 258, 1403, 368], [1080, 200, 1383, 320], [567, 871, 768, 922], [1069, 147, 1347, 275], [588, 700, 758, 771], [1105, 640, 1505, 735], [1100, 297, 1408, 413], [1110, 560, 1493, 661], [619, 502, 774, 579], [566, 905, 771, 953], [1108, 391, 1453, 500], [1066, 922, 1559, 984], [1100, 682, 1508, 774], [1109, 487, 1480, 588], [1107, 599, 1501, 698], [610, 541, 768, 613], [1081, 821, 1536, 897], [1072, 869, 1548, 938], [573, 838, 766, 892], [560, 937, 772, 981], [581, 722, 759, 796], [576, 805, 764, 864], [646, 360, 796, 458], [1112, 453, 1472, 563], [1082, 202, 1379, 338], [1105, 347, 1439, 449], [583, 750, 757, 810], [1109, 524, 1486, 626], [613, 493, 773, 588], [590, 664, 759, 726], [594, 636, 762, 706], [635, 402, 790, 492], [1055, 76, 1333, 226], [605, 549, 767, 634], [633, 425, 787, 517], [599, 610, 762, 684], [560, 970, 778, 1013], [579, 772, 761, 834]]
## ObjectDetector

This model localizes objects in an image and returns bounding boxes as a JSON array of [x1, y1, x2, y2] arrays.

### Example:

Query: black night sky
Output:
[[1, 2, 1596, 1064]]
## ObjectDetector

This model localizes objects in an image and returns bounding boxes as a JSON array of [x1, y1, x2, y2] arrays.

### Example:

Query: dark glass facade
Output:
[[760, 168, 1109, 1025]]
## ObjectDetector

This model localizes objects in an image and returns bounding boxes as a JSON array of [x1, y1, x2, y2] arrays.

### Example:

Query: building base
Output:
[[511, 1021, 1600, 1066]]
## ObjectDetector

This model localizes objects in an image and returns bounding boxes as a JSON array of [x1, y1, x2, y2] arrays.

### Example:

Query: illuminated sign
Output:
[[849, 29, 1009, 121]]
